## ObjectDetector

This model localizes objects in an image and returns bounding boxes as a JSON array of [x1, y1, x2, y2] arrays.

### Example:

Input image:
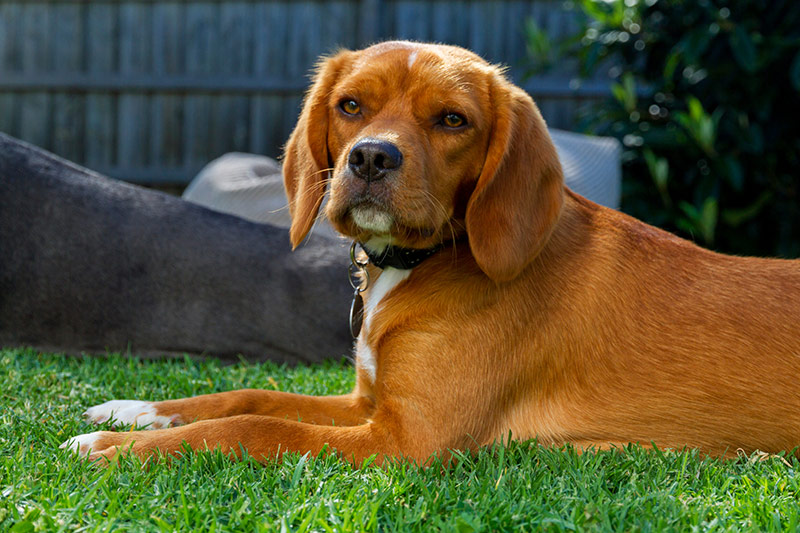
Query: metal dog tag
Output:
[[348, 241, 370, 339], [350, 289, 364, 338]]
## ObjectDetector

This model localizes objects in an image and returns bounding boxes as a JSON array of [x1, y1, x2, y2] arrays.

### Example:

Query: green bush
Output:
[[527, 0, 800, 257]]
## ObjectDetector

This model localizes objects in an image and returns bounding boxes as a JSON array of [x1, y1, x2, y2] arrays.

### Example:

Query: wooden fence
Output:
[[0, 0, 606, 184]]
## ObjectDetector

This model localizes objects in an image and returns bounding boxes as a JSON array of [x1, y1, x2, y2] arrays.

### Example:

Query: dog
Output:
[[63, 41, 800, 463]]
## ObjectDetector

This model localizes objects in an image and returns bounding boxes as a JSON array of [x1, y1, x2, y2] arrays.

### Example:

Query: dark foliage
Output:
[[527, 0, 800, 257]]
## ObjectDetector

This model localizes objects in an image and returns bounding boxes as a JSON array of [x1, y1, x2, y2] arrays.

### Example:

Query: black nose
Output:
[[348, 138, 403, 182]]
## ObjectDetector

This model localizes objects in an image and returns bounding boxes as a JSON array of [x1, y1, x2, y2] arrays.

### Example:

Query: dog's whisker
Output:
[[269, 185, 332, 216], [298, 176, 335, 238], [285, 168, 334, 212]]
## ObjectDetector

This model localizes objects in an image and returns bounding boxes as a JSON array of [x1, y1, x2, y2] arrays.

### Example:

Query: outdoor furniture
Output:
[[0, 133, 352, 363]]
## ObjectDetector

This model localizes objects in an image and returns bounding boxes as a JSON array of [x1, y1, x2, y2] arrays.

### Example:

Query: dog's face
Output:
[[323, 42, 493, 251], [284, 41, 565, 282]]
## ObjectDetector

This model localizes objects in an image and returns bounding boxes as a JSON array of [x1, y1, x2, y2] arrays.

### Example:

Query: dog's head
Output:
[[283, 41, 564, 282]]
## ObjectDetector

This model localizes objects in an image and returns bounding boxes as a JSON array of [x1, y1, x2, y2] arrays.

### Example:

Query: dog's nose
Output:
[[348, 138, 403, 182]]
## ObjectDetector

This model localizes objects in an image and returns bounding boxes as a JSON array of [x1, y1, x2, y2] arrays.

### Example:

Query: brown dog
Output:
[[63, 41, 800, 463]]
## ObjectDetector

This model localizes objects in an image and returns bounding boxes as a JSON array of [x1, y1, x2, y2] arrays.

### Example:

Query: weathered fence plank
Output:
[[118, 2, 151, 170], [151, 2, 185, 168], [395, 1, 431, 42], [19, 3, 52, 150], [183, 2, 217, 168], [358, 0, 383, 44], [0, 0, 602, 184], [0, 3, 19, 135], [250, 1, 293, 158], [322, 1, 359, 52], [84, 3, 116, 169], [216, 2, 253, 155], [51, 2, 85, 161]]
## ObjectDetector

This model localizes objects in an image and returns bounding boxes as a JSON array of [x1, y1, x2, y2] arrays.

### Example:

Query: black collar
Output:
[[361, 242, 444, 270]]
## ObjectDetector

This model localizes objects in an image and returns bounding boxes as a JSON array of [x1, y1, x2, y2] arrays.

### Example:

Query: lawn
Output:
[[2, 348, 799, 532]]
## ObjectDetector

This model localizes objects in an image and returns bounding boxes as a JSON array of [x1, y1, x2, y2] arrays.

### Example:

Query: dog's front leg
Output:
[[62, 415, 414, 465], [82, 390, 373, 429]]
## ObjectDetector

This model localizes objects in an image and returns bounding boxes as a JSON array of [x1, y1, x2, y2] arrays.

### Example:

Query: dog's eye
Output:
[[340, 100, 361, 115], [441, 113, 466, 129]]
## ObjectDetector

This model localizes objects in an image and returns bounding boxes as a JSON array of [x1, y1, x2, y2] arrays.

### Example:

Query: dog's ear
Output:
[[283, 51, 352, 248], [465, 74, 564, 282]]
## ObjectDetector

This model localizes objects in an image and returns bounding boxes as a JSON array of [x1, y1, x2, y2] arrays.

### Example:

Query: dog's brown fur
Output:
[[68, 41, 800, 463]]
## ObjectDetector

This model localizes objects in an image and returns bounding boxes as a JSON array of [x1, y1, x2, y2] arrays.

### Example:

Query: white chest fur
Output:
[[356, 267, 411, 383]]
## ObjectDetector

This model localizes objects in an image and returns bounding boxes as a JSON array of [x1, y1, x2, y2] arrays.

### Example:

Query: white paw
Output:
[[83, 400, 174, 429], [60, 431, 102, 457]]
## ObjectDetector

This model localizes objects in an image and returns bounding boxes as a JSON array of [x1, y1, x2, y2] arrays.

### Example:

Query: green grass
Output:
[[2, 347, 800, 532]]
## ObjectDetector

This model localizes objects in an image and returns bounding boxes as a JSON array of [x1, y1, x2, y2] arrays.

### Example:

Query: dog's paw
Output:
[[60, 431, 112, 457], [60, 431, 134, 462], [83, 400, 177, 429]]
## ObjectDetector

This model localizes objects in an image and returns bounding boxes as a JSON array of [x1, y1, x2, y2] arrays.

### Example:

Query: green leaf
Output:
[[643, 148, 671, 206], [698, 117, 715, 152], [790, 51, 800, 91], [699, 197, 719, 245], [688, 97, 704, 121], [611, 84, 627, 109], [654, 159, 669, 189], [675, 97, 717, 156], [675, 217, 697, 237], [524, 19, 555, 74], [581, 0, 623, 27], [679, 197, 718, 245], [663, 51, 681, 82], [610, 73, 637, 112], [729, 26, 758, 73], [679, 201, 699, 221], [580, 0, 606, 23], [721, 191, 773, 227]]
